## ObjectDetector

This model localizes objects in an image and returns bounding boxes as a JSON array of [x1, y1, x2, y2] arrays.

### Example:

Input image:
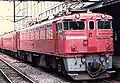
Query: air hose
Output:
[[86, 57, 106, 78]]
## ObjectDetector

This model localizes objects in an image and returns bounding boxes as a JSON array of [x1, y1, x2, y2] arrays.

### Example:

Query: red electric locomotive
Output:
[[17, 12, 114, 80], [0, 12, 114, 80]]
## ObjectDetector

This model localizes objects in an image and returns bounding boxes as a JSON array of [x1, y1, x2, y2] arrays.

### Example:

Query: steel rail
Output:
[[0, 69, 13, 83], [102, 79, 113, 83], [0, 57, 36, 83]]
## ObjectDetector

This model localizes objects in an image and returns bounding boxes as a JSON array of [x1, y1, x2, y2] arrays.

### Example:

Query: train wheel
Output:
[[57, 58, 66, 74], [14, 52, 17, 58], [57, 63, 61, 72]]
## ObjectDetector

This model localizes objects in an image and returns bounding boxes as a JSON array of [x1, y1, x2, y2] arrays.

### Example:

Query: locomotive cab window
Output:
[[89, 21, 94, 30], [63, 22, 68, 30], [57, 23, 62, 35], [98, 21, 112, 29], [63, 21, 85, 30]]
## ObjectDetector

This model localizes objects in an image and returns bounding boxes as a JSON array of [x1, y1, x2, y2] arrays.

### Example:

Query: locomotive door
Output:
[[13, 32, 18, 52], [53, 21, 58, 53], [87, 19, 97, 51], [53, 21, 62, 53]]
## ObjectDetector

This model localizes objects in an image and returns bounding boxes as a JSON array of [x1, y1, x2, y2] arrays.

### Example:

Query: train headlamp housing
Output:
[[106, 59, 110, 64], [105, 54, 110, 64], [75, 13, 80, 19], [101, 14, 106, 19]]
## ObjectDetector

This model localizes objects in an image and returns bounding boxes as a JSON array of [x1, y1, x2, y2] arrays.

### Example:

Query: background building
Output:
[[0, 1, 60, 34], [0, 1, 13, 35], [15, 1, 60, 30]]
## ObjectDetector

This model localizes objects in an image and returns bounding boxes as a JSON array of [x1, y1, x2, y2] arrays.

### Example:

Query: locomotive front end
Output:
[[57, 13, 114, 80]]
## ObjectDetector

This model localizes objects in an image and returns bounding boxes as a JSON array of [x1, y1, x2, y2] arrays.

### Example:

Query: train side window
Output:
[[40, 25, 44, 29], [46, 24, 52, 28], [89, 21, 94, 30], [57, 23, 62, 35]]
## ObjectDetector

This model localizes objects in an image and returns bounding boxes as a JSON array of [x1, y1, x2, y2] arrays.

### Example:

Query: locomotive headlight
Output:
[[75, 13, 80, 19], [101, 14, 106, 19], [105, 54, 110, 64], [106, 59, 110, 64]]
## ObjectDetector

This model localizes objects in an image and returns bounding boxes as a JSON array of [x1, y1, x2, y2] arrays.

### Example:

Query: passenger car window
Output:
[[40, 26, 44, 29], [46, 24, 52, 28], [89, 21, 94, 30]]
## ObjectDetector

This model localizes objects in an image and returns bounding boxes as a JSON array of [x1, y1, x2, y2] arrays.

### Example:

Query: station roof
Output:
[[1, 0, 99, 2]]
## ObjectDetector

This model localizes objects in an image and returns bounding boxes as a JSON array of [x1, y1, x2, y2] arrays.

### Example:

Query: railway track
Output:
[[0, 69, 13, 83], [70, 77, 120, 83], [0, 57, 36, 83], [0, 69, 10, 83], [0, 54, 120, 83]]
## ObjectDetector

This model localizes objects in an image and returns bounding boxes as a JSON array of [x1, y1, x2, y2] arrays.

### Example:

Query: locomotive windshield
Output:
[[63, 21, 85, 30], [98, 21, 112, 29]]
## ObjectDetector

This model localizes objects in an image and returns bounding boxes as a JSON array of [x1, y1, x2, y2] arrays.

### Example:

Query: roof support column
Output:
[[13, 0, 15, 30]]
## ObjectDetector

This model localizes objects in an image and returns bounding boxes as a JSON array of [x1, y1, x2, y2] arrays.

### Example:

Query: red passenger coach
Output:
[[1, 31, 18, 56], [18, 12, 114, 80], [0, 36, 3, 50]]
